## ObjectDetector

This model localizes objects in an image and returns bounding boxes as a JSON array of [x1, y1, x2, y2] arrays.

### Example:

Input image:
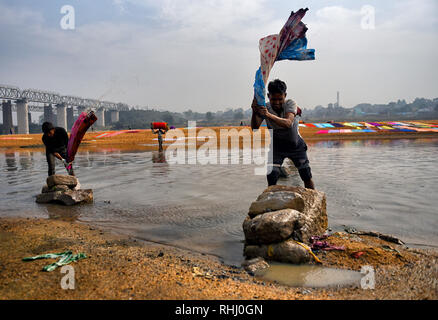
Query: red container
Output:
[[151, 122, 168, 130]]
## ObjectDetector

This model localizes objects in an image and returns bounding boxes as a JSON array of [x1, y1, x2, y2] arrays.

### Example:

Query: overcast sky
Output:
[[0, 0, 437, 112]]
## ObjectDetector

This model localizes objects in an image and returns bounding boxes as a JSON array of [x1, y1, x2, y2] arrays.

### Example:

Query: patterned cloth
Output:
[[254, 8, 315, 106]]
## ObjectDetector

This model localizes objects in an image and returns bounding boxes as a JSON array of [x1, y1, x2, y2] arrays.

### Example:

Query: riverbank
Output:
[[1, 217, 436, 300], [1, 121, 438, 152]]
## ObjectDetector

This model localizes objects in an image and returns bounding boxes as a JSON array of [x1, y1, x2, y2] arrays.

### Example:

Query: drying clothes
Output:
[[22, 250, 87, 272], [311, 241, 345, 251], [67, 111, 97, 163], [253, 8, 315, 106]]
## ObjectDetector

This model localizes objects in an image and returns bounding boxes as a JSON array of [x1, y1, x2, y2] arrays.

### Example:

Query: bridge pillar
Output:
[[16, 99, 29, 134], [2, 100, 13, 134], [110, 110, 119, 123], [66, 107, 74, 130], [76, 106, 86, 118], [96, 109, 105, 127], [56, 103, 67, 129], [44, 104, 54, 124]]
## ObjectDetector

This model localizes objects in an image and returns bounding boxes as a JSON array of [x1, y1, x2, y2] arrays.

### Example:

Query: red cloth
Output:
[[67, 111, 97, 163]]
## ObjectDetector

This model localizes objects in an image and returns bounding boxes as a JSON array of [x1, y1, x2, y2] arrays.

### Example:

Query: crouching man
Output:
[[251, 79, 315, 189], [42, 122, 74, 176]]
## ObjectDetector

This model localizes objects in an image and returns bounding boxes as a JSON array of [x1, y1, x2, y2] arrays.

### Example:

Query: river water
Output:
[[0, 138, 437, 266]]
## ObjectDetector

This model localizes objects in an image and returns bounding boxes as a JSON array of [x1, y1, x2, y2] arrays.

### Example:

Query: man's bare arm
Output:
[[259, 107, 295, 128], [267, 111, 295, 128]]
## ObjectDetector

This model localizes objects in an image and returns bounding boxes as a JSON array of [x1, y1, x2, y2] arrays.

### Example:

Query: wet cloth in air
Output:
[[67, 111, 97, 163], [253, 9, 315, 106]]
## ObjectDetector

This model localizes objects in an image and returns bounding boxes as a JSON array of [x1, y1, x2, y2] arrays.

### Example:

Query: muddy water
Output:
[[0, 138, 437, 266], [255, 263, 363, 288]]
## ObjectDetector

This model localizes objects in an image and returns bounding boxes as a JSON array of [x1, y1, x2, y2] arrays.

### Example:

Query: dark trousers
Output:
[[267, 149, 312, 186], [46, 148, 74, 176]]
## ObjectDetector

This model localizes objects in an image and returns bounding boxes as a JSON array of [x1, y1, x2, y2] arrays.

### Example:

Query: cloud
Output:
[[0, 1, 436, 112]]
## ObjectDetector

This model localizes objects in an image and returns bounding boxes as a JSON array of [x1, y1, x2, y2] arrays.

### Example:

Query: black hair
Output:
[[42, 122, 54, 134], [268, 79, 287, 95]]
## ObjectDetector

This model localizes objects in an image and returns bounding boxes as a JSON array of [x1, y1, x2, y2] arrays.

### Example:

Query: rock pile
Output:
[[36, 174, 93, 206], [242, 185, 327, 266]]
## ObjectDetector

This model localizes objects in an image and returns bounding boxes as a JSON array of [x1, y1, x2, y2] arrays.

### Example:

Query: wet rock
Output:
[[46, 174, 78, 189], [261, 185, 328, 243], [248, 191, 305, 218], [36, 191, 63, 204], [244, 239, 311, 264], [36, 189, 93, 206], [42, 184, 71, 193], [243, 209, 302, 244], [241, 257, 269, 276], [279, 158, 297, 177]]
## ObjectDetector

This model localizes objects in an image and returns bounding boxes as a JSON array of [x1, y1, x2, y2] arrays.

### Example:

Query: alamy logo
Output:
[[60, 5, 75, 30], [60, 265, 75, 290], [360, 5, 375, 30], [360, 265, 375, 289], [164, 121, 273, 175]]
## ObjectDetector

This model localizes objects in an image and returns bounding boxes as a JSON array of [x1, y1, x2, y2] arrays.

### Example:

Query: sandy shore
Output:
[[1, 217, 436, 300], [1, 121, 437, 152]]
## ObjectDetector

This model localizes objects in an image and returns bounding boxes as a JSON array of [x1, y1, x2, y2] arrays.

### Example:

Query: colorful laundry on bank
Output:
[[95, 130, 141, 138]]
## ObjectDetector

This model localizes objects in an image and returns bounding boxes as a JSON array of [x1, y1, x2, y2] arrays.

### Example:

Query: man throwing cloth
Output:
[[42, 122, 74, 176], [251, 79, 314, 189]]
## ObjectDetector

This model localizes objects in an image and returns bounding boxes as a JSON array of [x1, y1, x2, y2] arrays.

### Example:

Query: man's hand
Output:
[[258, 106, 269, 118], [54, 152, 63, 161], [251, 98, 262, 115]]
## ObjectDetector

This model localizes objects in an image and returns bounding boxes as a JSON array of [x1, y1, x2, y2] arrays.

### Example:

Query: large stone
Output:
[[36, 191, 64, 203], [280, 158, 297, 177], [248, 191, 305, 218], [36, 189, 93, 206], [259, 185, 328, 243], [243, 209, 302, 244], [241, 257, 269, 276], [46, 175, 78, 188], [42, 184, 71, 193], [244, 239, 311, 264]]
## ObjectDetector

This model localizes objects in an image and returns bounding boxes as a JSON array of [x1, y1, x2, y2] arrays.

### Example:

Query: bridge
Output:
[[0, 84, 130, 134]]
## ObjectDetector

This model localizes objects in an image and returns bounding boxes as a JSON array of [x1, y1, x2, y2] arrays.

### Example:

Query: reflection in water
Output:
[[44, 203, 84, 222], [5, 152, 17, 172], [0, 138, 437, 265], [19, 151, 33, 170], [255, 263, 363, 288]]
